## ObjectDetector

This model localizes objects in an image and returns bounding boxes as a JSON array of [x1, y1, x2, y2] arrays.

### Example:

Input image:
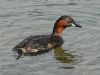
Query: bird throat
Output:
[[53, 27, 64, 38]]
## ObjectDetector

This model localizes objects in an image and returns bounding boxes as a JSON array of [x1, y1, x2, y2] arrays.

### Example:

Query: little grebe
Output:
[[13, 15, 82, 59]]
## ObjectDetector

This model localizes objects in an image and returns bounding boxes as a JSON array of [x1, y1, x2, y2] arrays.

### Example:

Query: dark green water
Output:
[[0, 0, 100, 75]]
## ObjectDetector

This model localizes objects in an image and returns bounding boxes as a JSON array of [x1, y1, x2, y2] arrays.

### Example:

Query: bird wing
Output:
[[13, 35, 51, 51]]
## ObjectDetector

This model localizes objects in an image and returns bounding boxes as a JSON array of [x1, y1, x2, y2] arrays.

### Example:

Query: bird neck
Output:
[[52, 19, 66, 38], [52, 26, 64, 38]]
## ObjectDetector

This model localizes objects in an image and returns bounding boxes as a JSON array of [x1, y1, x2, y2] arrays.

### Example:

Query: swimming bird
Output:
[[13, 15, 82, 59]]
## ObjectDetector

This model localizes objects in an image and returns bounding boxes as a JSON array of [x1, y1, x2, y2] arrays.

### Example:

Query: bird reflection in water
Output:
[[54, 46, 75, 63]]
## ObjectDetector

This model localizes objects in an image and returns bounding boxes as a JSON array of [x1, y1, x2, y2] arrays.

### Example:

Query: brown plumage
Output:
[[12, 15, 82, 59]]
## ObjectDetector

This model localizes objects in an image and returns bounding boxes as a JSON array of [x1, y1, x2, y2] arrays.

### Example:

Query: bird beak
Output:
[[71, 22, 82, 28]]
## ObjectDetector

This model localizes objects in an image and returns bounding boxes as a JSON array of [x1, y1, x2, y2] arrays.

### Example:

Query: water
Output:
[[0, 0, 100, 75]]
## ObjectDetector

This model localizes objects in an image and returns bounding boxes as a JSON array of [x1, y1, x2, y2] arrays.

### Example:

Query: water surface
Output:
[[0, 0, 100, 75]]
